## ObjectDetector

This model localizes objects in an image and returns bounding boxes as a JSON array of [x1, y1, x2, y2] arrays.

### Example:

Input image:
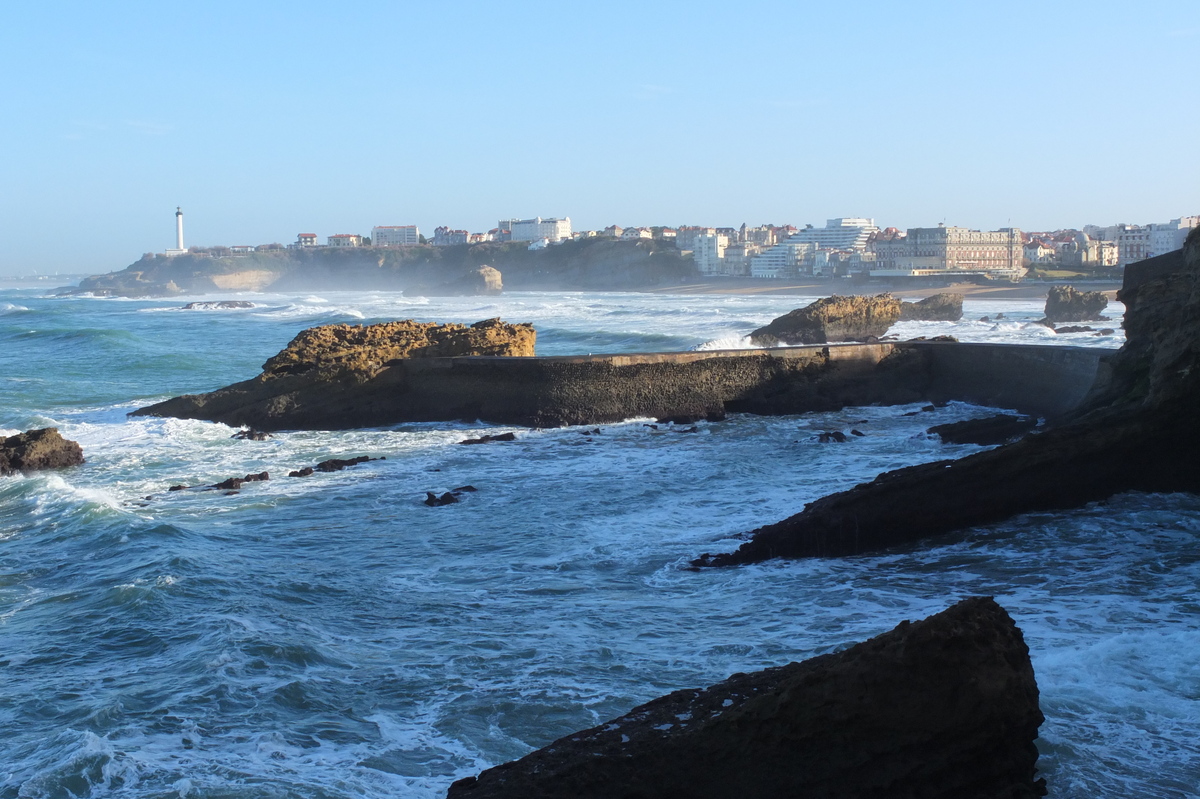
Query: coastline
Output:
[[638, 277, 1122, 300]]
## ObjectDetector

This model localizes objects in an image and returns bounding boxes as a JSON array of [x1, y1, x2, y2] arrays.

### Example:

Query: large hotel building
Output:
[[871, 225, 1025, 281]]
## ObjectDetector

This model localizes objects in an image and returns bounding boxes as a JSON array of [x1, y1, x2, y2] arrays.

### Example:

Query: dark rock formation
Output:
[[231, 428, 272, 440], [182, 300, 256, 310], [1052, 325, 1094, 334], [316, 456, 381, 472], [899, 293, 964, 322], [697, 230, 1200, 566], [424, 491, 460, 507], [211, 471, 269, 491], [408, 265, 503, 297], [0, 428, 85, 475], [448, 596, 1045, 799], [288, 467, 314, 478], [928, 414, 1039, 446], [460, 432, 517, 445], [1044, 285, 1109, 323], [749, 294, 902, 346]]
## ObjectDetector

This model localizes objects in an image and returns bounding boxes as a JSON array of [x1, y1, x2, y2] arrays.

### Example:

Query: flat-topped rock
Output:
[[1044, 285, 1108, 323], [750, 294, 902, 345], [448, 596, 1045, 799], [899, 292, 964, 321]]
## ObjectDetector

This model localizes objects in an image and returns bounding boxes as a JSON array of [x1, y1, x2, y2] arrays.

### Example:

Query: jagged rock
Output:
[[424, 491, 459, 506], [928, 414, 1039, 446], [288, 467, 314, 478], [1044, 285, 1109, 323], [899, 293, 964, 321], [211, 471, 269, 491], [448, 597, 1045, 799], [696, 230, 1200, 566], [182, 301, 255, 310], [408, 265, 503, 297], [132, 318, 536, 430], [0, 428, 85, 476], [460, 432, 517, 445], [1052, 325, 1094, 334], [316, 455, 380, 472], [231, 428, 272, 440], [749, 295, 902, 346], [817, 431, 848, 443]]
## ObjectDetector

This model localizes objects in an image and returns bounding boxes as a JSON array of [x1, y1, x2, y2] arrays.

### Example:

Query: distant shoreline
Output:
[[637, 277, 1123, 301]]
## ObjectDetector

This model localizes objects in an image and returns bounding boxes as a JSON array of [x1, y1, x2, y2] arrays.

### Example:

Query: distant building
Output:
[[871, 225, 1024, 280], [431, 226, 469, 246], [788, 218, 879, 252], [229, 245, 254, 254], [372, 225, 421, 246], [694, 233, 728, 276], [328, 234, 363, 248], [1148, 216, 1199, 258], [750, 241, 814, 278], [1113, 225, 1150, 266], [602, 225, 624, 238], [500, 217, 572, 243], [621, 227, 653, 240], [722, 242, 759, 277], [675, 226, 715, 253], [296, 233, 319, 247]]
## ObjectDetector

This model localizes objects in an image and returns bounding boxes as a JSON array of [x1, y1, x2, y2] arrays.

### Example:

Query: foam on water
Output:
[[3, 286, 1194, 798]]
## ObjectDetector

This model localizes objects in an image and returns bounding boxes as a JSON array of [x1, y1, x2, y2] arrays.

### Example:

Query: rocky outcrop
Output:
[[928, 414, 1039, 445], [749, 295, 901, 346], [697, 230, 1200, 566], [408, 265, 503, 297], [0, 428, 85, 475], [899, 293, 964, 322], [260, 318, 534, 379], [1044, 285, 1109, 322], [132, 318, 536, 429], [448, 597, 1045, 799]]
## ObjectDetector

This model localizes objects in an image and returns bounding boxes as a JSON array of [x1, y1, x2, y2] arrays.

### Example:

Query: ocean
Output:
[[2, 287, 1197, 798]]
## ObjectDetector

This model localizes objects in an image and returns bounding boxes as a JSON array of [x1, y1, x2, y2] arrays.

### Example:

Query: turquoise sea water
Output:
[[2, 287, 1197, 798]]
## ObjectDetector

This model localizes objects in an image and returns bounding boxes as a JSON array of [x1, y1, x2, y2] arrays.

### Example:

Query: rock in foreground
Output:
[[1044, 285, 1108, 322], [448, 596, 1045, 799], [750, 294, 902, 346], [0, 428, 85, 475], [899, 292, 964, 321]]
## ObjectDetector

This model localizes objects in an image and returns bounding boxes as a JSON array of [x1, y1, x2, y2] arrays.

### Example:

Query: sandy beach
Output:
[[643, 277, 1122, 300]]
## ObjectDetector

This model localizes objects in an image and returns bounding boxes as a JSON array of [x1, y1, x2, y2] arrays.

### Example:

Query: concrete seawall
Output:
[[135, 341, 1106, 430]]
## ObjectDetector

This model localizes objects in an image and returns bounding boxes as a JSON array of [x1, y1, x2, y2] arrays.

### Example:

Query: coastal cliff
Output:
[[70, 238, 695, 297], [697, 230, 1200, 566]]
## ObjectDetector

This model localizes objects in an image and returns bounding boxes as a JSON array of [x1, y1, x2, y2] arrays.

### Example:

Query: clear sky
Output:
[[1, 0, 1196, 275]]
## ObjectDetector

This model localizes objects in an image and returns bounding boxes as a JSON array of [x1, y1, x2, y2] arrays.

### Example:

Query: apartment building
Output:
[[500, 217, 572, 243], [372, 225, 421, 246], [872, 225, 1024, 280]]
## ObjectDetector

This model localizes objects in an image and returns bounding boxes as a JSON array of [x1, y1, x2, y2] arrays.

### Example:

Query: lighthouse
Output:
[[165, 207, 188, 257]]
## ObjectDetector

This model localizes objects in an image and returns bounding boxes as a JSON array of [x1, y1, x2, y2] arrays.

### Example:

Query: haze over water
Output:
[[2, 287, 1197, 798]]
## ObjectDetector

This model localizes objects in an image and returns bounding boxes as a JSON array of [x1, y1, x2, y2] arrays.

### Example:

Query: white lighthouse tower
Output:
[[165, 207, 188, 257]]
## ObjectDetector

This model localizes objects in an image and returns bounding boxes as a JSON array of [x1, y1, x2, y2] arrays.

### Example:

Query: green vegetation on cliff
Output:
[[73, 239, 697, 297]]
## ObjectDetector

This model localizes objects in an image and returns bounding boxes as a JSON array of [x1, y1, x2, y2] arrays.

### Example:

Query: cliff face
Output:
[[448, 597, 1045, 799], [70, 239, 696, 297], [698, 233, 1200, 566]]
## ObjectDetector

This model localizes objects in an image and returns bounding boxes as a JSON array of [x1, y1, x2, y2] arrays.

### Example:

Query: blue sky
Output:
[[1, 0, 1196, 275]]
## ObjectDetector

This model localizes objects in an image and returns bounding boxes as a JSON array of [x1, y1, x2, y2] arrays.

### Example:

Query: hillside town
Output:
[[171, 212, 1199, 282]]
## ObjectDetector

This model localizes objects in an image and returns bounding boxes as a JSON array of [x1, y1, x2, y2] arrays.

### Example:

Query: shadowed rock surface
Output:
[[697, 230, 1200, 566], [1043, 285, 1109, 322], [749, 294, 902, 345], [408, 265, 503, 297], [448, 596, 1045, 799], [0, 428, 85, 475], [899, 293, 964, 321], [928, 414, 1039, 445]]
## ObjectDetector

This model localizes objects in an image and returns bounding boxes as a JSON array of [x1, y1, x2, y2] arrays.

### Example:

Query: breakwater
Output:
[[135, 341, 1106, 430]]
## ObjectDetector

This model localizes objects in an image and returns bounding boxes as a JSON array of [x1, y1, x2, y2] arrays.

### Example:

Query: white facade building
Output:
[[693, 233, 728, 276], [1148, 217, 1200, 258], [328, 234, 363, 248], [750, 242, 814, 278], [788, 218, 879, 252], [500, 217, 572, 243], [372, 225, 421, 246]]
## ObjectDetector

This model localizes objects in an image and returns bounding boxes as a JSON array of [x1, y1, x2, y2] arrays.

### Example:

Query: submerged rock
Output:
[[448, 596, 1045, 799], [749, 294, 902, 346], [1044, 285, 1108, 323], [182, 300, 255, 310], [0, 428, 85, 475], [698, 229, 1200, 566], [898, 293, 964, 322], [460, 432, 518, 445]]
